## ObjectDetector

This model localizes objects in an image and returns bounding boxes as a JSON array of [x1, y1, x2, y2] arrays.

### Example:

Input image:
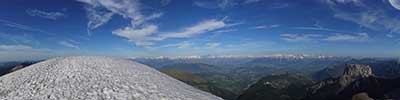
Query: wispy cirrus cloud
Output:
[[324, 0, 400, 35], [77, 0, 163, 35], [78, 0, 236, 48], [243, 0, 261, 4], [26, 9, 65, 20], [213, 29, 237, 33], [205, 42, 220, 49], [0, 33, 39, 45], [251, 24, 280, 29], [281, 32, 369, 42], [0, 19, 52, 35], [280, 33, 323, 42], [0, 45, 33, 51], [323, 33, 369, 42], [160, 41, 193, 49], [159, 19, 227, 39], [112, 24, 158, 46], [193, 0, 237, 9], [161, 0, 172, 6], [59, 40, 80, 49], [114, 18, 230, 46]]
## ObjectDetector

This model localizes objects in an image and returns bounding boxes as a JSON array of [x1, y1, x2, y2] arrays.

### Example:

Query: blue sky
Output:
[[0, 0, 400, 61]]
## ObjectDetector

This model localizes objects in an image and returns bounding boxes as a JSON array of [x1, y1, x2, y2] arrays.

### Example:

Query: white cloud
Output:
[[243, 0, 261, 4], [78, 0, 232, 48], [0, 45, 33, 51], [112, 25, 158, 46], [270, 24, 281, 28], [389, 0, 400, 11], [323, 33, 368, 42], [59, 41, 80, 49], [281, 33, 323, 42], [77, 0, 162, 35], [251, 24, 280, 29], [26, 9, 65, 20], [159, 19, 227, 40], [325, 0, 400, 35], [0, 19, 51, 35], [0, 33, 39, 45], [161, 41, 193, 49], [253, 25, 268, 29], [270, 3, 289, 9], [84, 7, 114, 34], [194, 0, 237, 9], [161, 0, 172, 6], [205, 42, 220, 48], [213, 29, 237, 33], [281, 32, 369, 42]]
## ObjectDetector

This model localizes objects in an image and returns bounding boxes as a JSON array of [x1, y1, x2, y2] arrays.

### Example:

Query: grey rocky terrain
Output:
[[0, 56, 222, 100]]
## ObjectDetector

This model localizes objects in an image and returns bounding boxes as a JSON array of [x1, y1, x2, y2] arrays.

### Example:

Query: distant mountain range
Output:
[[134, 54, 337, 60]]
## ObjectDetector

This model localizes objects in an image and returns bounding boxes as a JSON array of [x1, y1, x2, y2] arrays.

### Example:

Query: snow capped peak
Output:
[[0, 56, 222, 100]]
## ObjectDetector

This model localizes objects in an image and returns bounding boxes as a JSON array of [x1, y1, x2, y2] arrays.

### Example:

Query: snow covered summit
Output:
[[0, 56, 222, 100]]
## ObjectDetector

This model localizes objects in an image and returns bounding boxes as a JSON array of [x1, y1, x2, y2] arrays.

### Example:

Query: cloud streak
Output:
[[77, 0, 162, 35], [26, 9, 65, 20], [159, 19, 227, 39], [281, 33, 323, 42], [0, 19, 52, 35], [59, 41, 80, 49], [193, 0, 237, 9], [281, 33, 369, 42], [112, 25, 158, 46], [325, 0, 400, 35], [323, 33, 369, 42]]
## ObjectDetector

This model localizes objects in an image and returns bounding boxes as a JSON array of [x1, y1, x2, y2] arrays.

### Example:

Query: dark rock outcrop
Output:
[[305, 64, 400, 100]]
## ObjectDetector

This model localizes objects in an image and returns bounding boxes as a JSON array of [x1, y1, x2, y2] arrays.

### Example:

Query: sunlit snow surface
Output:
[[0, 56, 222, 100]]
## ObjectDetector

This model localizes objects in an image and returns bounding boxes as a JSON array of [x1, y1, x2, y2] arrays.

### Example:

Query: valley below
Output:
[[136, 55, 400, 100]]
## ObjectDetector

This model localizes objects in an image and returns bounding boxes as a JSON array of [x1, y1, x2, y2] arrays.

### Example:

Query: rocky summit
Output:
[[338, 64, 373, 91], [0, 56, 222, 100]]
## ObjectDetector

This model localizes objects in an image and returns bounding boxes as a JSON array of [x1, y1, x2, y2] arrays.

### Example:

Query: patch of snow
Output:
[[0, 56, 222, 100]]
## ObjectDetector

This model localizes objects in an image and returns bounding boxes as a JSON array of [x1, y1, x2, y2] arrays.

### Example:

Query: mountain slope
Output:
[[236, 72, 314, 100], [161, 69, 237, 100], [0, 56, 222, 100], [160, 63, 221, 73]]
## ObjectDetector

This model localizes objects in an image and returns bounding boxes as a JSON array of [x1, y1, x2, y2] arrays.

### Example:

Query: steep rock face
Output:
[[0, 56, 222, 100], [338, 64, 373, 91], [313, 59, 400, 80]]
